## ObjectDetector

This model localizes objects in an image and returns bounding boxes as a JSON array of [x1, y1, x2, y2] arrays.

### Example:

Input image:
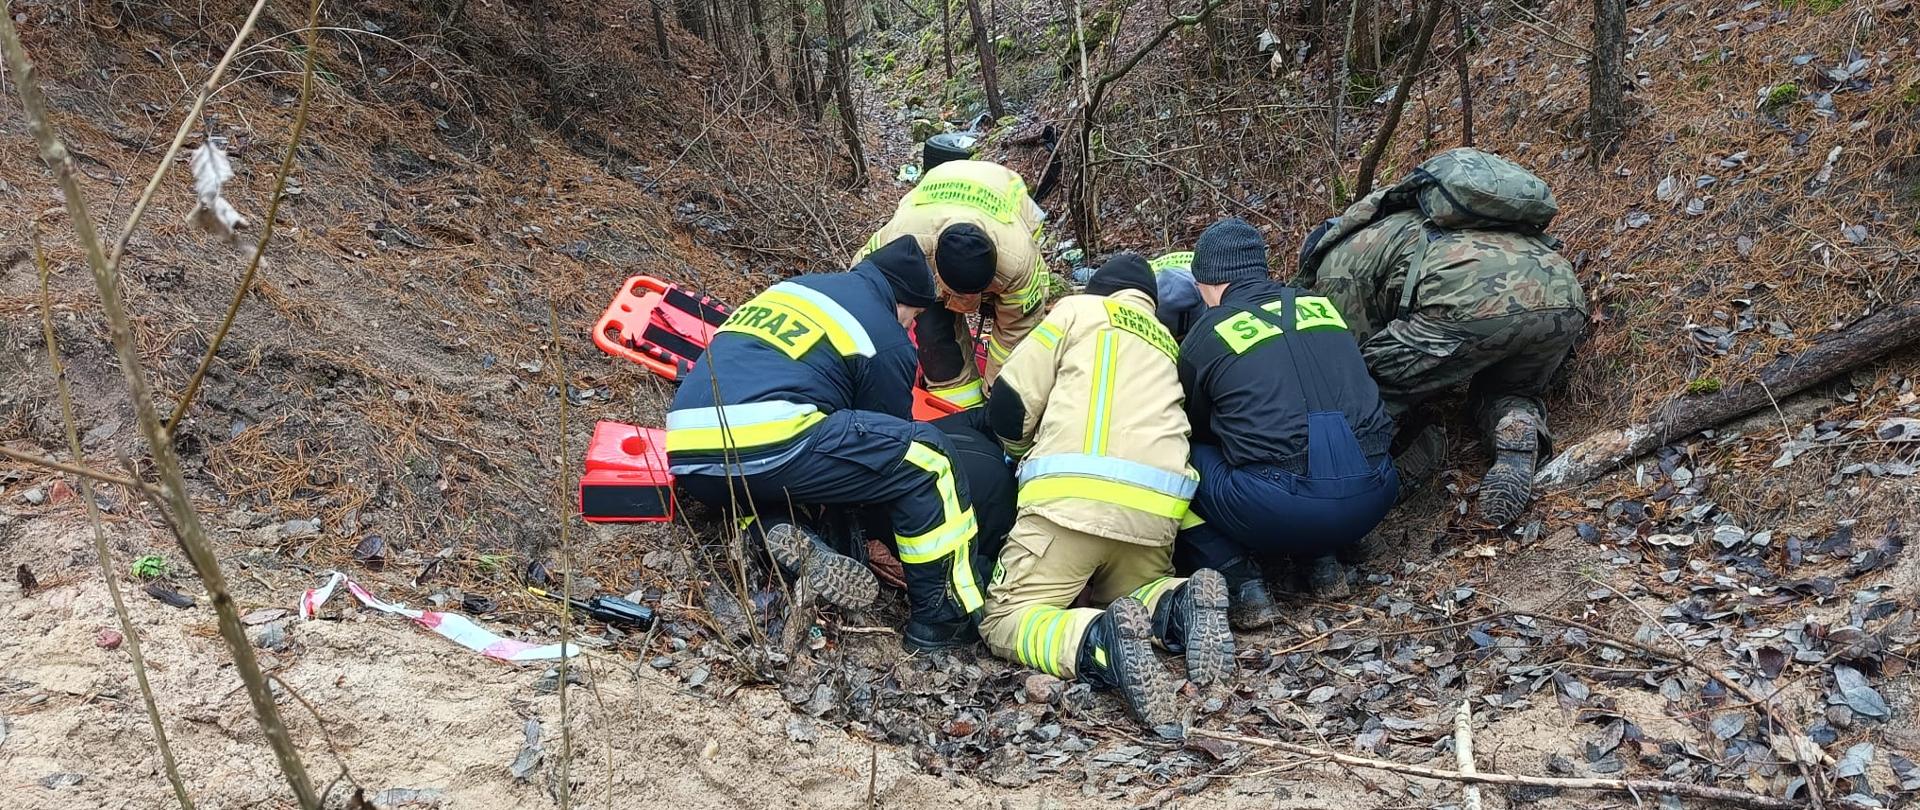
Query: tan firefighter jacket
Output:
[[857, 160, 1050, 399], [993, 288, 1195, 547]]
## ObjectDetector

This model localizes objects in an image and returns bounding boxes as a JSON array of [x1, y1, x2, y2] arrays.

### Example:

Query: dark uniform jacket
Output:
[[1177, 279, 1395, 474]]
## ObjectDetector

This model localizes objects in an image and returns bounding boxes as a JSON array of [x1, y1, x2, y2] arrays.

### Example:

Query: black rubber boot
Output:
[[1392, 425, 1447, 505], [762, 522, 879, 611], [1148, 569, 1236, 687], [1217, 558, 1283, 631], [1080, 597, 1180, 735], [1303, 555, 1350, 599], [900, 558, 979, 651], [1478, 410, 1540, 527]]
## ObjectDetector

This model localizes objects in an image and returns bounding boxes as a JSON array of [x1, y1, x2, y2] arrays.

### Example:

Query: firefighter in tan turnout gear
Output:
[[979, 254, 1234, 733], [858, 159, 1051, 410]]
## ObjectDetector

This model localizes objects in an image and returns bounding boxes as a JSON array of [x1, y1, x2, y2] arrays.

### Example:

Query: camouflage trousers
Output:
[[1361, 307, 1584, 447]]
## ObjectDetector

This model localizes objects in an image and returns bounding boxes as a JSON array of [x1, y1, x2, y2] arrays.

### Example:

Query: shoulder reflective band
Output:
[[1030, 322, 1063, 350], [665, 400, 825, 453], [928, 379, 985, 409], [909, 176, 1023, 224], [1212, 296, 1349, 354], [1150, 252, 1194, 273], [1084, 332, 1119, 455], [717, 281, 877, 360], [1018, 453, 1198, 519], [985, 332, 1016, 365], [1103, 300, 1179, 361], [894, 442, 978, 565]]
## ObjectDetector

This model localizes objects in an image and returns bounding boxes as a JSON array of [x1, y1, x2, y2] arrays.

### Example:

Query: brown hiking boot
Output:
[[1478, 410, 1540, 527], [1149, 569, 1236, 688], [762, 522, 879, 611], [1080, 597, 1180, 736]]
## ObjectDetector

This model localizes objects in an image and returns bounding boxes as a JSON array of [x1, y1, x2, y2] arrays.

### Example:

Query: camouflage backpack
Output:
[[1297, 148, 1560, 316]]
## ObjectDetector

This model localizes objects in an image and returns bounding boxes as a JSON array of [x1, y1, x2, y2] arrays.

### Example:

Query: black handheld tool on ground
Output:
[[527, 587, 656, 630]]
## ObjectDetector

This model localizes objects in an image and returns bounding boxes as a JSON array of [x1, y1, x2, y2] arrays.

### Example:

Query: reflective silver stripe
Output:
[[1017, 453, 1198, 500], [771, 281, 877, 357], [665, 400, 819, 431], [669, 439, 813, 477]]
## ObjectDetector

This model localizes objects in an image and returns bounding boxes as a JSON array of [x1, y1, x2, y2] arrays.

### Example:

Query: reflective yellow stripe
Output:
[[1084, 332, 1118, 455], [1150, 251, 1194, 273], [986, 332, 1016, 364], [1017, 606, 1057, 674], [1030, 323, 1062, 350], [1013, 267, 1049, 311], [1179, 510, 1207, 530], [895, 442, 977, 563], [928, 379, 985, 409], [755, 289, 868, 357], [1018, 476, 1191, 520], [664, 410, 826, 453], [1129, 576, 1179, 608], [952, 548, 982, 612]]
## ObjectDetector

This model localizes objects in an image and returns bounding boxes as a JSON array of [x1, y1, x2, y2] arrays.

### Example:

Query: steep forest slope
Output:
[[1, 0, 1917, 806]]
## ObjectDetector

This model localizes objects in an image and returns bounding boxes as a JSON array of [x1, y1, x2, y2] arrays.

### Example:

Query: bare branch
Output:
[[38, 234, 195, 809], [0, 7, 321, 807], [1192, 728, 1804, 809], [108, 0, 272, 270], [0, 444, 139, 489], [166, 3, 325, 432]]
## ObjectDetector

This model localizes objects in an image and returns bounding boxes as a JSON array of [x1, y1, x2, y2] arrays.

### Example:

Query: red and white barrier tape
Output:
[[299, 572, 576, 663]]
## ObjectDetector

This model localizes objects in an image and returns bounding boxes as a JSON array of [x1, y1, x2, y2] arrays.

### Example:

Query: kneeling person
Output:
[[667, 237, 983, 650], [982, 254, 1233, 732], [1177, 219, 1399, 623]]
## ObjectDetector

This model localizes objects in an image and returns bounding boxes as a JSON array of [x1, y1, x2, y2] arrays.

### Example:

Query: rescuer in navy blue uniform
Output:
[[667, 237, 983, 649], [1175, 219, 1400, 627]]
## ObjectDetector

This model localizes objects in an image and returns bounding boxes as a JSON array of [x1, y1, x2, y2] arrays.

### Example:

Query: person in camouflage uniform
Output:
[[1297, 149, 1586, 526]]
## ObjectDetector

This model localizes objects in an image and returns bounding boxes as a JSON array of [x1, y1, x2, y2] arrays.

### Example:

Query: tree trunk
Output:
[[748, 0, 773, 72], [790, 0, 819, 117], [1587, 0, 1628, 159], [653, 0, 673, 61], [1354, 0, 1443, 197], [1536, 301, 1920, 490], [940, 0, 955, 80], [1330, 0, 1358, 201], [964, 0, 1005, 119], [680, 0, 708, 39], [1454, 0, 1473, 146], [1352, 0, 1377, 75], [822, 0, 868, 186]]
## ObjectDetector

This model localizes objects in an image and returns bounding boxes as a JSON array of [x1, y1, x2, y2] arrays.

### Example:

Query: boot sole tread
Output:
[[764, 524, 879, 611], [1478, 450, 1536, 527], [1182, 570, 1235, 687], [1109, 598, 1179, 730]]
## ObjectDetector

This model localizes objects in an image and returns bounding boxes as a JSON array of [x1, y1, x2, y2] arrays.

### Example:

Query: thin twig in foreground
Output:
[[547, 299, 575, 810], [1191, 728, 1802, 810], [38, 234, 195, 810], [0, 10, 320, 807], [108, 0, 272, 270], [0, 444, 138, 488], [165, 0, 325, 433]]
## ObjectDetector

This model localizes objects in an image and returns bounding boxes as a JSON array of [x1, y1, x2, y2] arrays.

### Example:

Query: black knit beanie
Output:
[[934, 223, 997, 294], [1191, 218, 1271, 286], [1085, 253, 1158, 305], [865, 235, 938, 308]]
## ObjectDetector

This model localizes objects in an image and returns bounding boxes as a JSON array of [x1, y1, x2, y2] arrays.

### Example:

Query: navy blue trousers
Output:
[[1175, 412, 1399, 577]]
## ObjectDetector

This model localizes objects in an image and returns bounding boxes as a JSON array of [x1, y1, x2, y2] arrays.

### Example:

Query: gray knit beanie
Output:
[[1191, 218, 1271, 286]]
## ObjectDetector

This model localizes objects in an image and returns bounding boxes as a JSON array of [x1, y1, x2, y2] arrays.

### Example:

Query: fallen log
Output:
[[1536, 300, 1920, 490], [1190, 728, 1804, 810]]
